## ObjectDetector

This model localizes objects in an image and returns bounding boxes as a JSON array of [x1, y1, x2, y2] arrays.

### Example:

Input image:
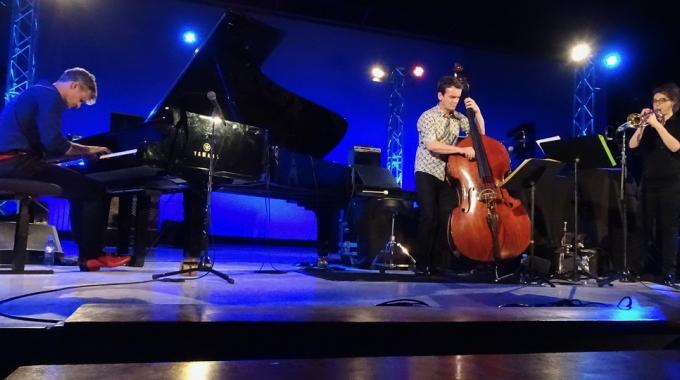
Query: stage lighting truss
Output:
[[573, 60, 595, 137], [4, 0, 39, 103], [387, 67, 405, 187]]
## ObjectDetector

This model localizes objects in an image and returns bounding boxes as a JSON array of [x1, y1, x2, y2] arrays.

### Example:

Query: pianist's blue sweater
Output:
[[0, 84, 70, 157]]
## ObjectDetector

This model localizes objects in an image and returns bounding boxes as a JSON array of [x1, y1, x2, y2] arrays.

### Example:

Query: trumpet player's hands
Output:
[[642, 108, 663, 130]]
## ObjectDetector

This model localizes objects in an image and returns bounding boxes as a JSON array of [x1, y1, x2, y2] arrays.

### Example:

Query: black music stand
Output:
[[539, 135, 617, 284], [496, 159, 564, 286]]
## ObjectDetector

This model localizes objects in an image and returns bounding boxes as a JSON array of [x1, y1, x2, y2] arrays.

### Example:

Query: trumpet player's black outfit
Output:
[[633, 114, 680, 282]]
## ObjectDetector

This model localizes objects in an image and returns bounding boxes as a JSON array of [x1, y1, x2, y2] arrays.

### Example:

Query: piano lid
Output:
[[147, 11, 347, 158]]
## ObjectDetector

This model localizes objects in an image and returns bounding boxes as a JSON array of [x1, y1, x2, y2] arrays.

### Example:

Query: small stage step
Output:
[[8, 351, 680, 380]]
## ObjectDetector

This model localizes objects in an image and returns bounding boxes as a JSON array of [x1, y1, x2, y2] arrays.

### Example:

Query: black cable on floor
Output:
[[376, 298, 431, 307], [498, 296, 633, 310], [256, 195, 286, 274], [0, 271, 210, 324]]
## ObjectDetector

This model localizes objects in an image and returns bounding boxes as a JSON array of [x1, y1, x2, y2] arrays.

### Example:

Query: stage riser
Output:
[[9, 351, 680, 380]]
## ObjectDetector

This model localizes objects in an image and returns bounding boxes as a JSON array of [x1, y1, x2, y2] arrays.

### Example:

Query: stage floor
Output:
[[1, 241, 679, 329], [1, 241, 680, 377]]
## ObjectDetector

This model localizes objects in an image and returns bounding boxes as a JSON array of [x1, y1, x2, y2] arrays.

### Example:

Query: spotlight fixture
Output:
[[570, 42, 592, 62], [602, 52, 621, 69], [370, 65, 387, 82], [412, 65, 425, 78], [183, 31, 198, 45]]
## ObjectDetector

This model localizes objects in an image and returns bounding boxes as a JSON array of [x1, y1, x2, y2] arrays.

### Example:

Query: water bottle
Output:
[[43, 235, 56, 267]]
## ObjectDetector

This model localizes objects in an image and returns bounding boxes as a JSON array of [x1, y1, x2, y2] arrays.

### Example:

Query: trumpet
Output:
[[626, 109, 664, 128]]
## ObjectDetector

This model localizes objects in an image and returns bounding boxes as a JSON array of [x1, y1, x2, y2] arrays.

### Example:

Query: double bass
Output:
[[447, 64, 531, 263]]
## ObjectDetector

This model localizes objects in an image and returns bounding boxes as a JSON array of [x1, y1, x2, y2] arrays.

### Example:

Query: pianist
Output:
[[0, 67, 130, 271]]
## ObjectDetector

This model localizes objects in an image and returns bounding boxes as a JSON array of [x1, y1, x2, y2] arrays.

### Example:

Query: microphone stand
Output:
[[599, 122, 636, 286], [152, 100, 234, 284], [618, 124, 635, 282]]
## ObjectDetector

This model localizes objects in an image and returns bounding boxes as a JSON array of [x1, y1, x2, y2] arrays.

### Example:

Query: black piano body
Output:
[[67, 11, 352, 265]]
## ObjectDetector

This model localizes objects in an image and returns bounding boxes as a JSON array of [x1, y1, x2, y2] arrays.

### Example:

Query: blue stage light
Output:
[[182, 31, 198, 45], [602, 52, 621, 69]]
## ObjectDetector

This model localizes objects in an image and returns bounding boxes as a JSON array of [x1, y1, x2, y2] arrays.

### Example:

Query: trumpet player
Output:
[[629, 82, 680, 286]]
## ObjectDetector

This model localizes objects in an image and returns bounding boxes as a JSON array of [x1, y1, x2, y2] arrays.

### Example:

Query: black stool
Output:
[[371, 197, 416, 272], [0, 179, 62, 274]]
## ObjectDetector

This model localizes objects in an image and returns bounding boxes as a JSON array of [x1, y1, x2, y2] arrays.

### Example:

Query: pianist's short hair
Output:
[[652, 82, 680, 112], [437, 76, 464, 95], [57, 67, 97, 105]]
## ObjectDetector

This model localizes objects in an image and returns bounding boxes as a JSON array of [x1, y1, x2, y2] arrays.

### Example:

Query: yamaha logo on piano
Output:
[[192, 143, 220, 160]]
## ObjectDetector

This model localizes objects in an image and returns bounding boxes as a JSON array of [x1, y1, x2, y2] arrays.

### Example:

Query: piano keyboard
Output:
[[100, 149, 138, 159], [54, 148, 138, 168]]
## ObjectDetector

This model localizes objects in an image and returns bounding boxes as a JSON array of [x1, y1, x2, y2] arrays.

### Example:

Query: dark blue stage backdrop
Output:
[[36, 0, 572, 241]]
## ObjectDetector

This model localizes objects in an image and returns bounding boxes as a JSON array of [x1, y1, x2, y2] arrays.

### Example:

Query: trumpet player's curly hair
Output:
[[653, 82, 680, 112]]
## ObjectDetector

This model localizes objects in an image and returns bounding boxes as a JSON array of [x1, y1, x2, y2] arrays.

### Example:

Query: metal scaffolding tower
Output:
[[4, 0, 39, 103], [1, 0, 38, 214], [572, 60, 595, 136], [386, 67, 405, 187]]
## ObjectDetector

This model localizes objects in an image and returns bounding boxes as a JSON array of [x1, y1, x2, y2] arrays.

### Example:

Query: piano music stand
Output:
[[539, 134, 617, 284], [496, 158, 564, 286]]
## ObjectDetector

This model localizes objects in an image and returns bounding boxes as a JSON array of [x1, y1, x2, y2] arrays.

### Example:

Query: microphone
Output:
[[616, 122, 632, 133], [206, 91, 224, 118]]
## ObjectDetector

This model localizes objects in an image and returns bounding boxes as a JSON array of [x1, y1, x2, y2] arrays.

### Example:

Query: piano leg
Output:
[[313, 204, 342, 267], [183, 182, 207, 258], [116, 195, 133, 256], [128, 192, 151, 267]]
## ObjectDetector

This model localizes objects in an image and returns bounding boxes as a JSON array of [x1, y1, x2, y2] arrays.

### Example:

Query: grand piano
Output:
[[68, 11, 352, 265]]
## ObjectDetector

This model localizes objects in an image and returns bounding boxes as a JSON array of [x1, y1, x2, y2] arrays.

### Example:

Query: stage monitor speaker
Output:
[[353, 165, 400, 190], [349, 146, 381, 167], [0, 222, 64, 257]]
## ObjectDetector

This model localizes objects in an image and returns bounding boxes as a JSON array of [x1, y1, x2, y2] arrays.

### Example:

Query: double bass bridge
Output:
[[478, 187, 499, 206]]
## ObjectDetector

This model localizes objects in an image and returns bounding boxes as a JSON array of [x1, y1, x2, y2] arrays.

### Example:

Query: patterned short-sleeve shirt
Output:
[[415, 105, 470, 181]]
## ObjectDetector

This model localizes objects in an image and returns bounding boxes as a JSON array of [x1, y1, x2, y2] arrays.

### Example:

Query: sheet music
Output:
[[536, 136, 561, 154]]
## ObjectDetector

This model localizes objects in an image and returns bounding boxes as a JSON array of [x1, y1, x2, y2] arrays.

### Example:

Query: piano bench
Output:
[[0, 179, 62, 274]]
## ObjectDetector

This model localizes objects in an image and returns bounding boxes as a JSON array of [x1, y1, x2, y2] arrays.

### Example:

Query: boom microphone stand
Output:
[[153, 91, 234, 284]]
